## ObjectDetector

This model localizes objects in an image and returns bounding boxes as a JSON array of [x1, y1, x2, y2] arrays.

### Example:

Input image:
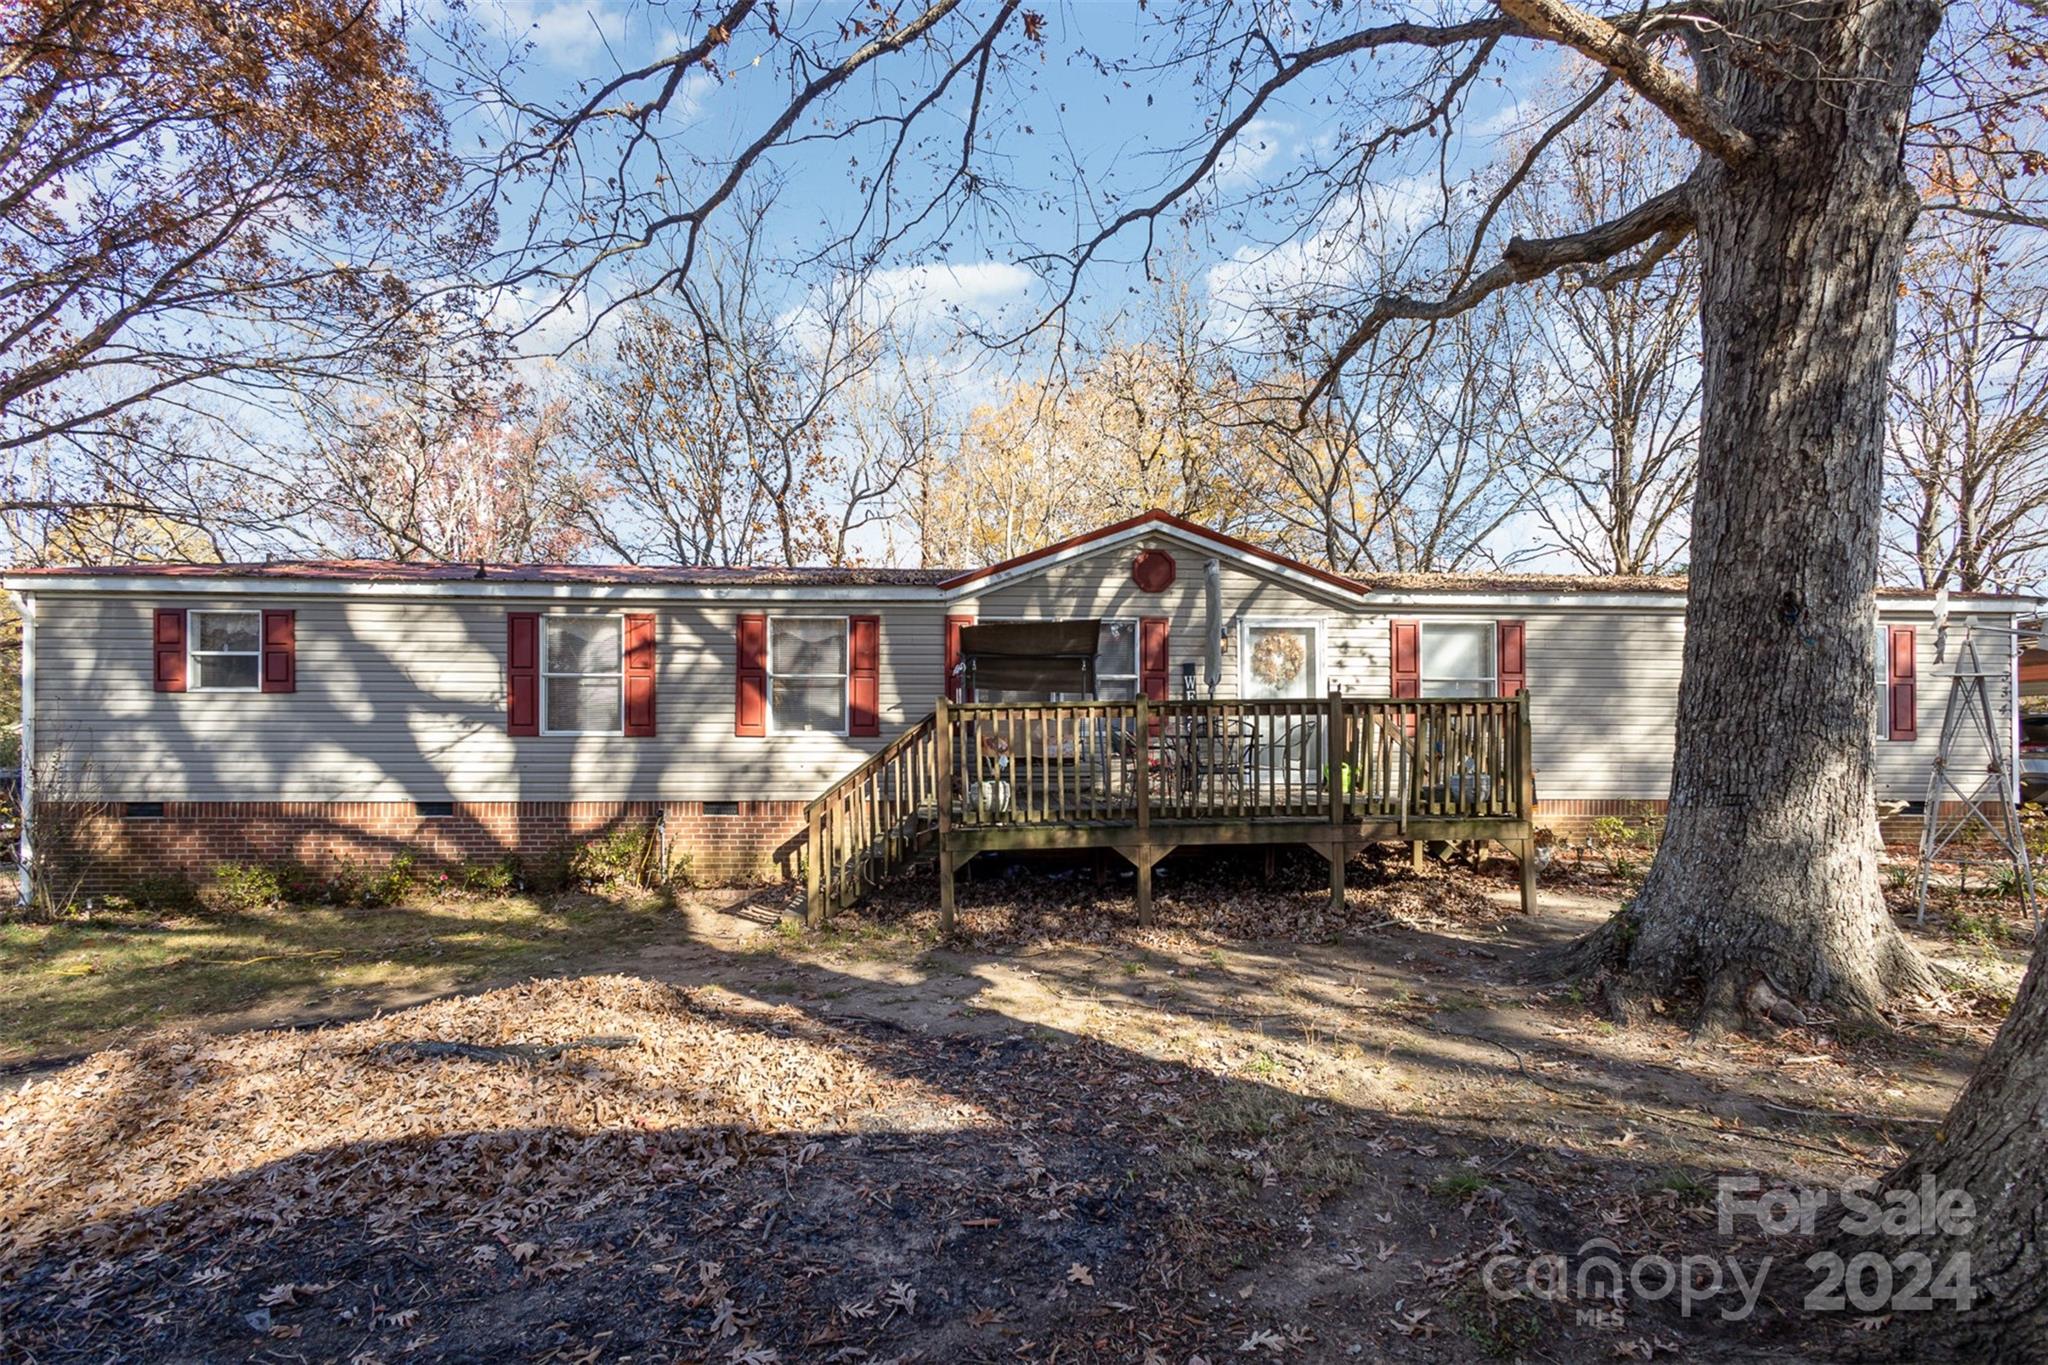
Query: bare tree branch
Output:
[[1495, 0, 1757, 166], [1307, 178, 1698, 410]]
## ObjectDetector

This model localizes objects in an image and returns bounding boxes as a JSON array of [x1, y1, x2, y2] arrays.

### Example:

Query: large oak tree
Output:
[[0, 0, 494, 548]]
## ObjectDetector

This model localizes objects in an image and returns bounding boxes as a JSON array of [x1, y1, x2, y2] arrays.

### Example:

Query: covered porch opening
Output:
[[957, 619, 1105, 700]]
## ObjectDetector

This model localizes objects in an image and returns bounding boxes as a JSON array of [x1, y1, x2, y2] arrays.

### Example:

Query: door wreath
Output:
[[1250, 631, 1305, 689]]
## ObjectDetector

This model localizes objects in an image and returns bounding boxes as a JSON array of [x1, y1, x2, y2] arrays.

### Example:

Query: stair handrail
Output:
[[805, 710, 939, 923]]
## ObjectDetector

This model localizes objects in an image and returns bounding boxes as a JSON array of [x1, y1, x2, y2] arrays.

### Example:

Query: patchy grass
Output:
[[0, 857, 2019, 1361], [0, 892, 673, 1063]]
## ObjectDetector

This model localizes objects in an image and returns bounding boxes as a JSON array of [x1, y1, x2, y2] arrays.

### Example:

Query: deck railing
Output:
[[804, 693, 1533, 922], [804, 711, 939, 920], [937, 693, 1531, 831]]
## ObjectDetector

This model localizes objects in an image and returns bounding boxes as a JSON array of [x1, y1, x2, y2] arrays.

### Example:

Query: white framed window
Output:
[[542, 615, 623, 735], [188, 609, 262, 692], [1091, 619, 1139, 700], [1239, 619, 1326, 699], [1876, 625, 1890, 737], [768, 617, 848, 734], [1419, 621, 1496, 698]]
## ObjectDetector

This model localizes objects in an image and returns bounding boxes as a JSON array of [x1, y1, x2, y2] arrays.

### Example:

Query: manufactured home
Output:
[[5, 511, 2036, 912]]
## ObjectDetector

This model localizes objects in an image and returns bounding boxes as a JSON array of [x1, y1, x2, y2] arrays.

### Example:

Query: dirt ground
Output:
[[0, 849, 2031, 1363]]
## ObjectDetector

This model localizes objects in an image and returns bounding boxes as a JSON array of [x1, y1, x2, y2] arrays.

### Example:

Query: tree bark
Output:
[[1571, 0, 1943, 1031], [1823, 931, 2048, 1357]]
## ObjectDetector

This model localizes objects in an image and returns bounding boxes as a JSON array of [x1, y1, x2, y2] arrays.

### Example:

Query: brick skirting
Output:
[[40, 800, 808, 893], [1530, 799, 1667, 838], [1530, 798, 1978, 848], [36, 796, 1985, 897]]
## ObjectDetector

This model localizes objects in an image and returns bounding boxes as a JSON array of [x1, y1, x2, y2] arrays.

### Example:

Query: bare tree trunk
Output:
[[1838, 935, 2048, 1357], [1573, 0, 1941, 1031]]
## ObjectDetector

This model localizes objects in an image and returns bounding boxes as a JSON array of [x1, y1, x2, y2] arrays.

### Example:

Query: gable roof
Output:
[[930, 509, 2035, 606], [1, 511, 2035, 608], [937, 509, 1370, 599]]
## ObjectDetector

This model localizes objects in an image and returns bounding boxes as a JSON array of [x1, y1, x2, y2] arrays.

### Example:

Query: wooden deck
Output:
[[805, 694, 1537, 926]]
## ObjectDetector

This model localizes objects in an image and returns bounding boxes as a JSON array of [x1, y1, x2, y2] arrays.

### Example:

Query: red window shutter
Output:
[[945, 613, 975, 701], [623, 612, 657, 737], [1140, 616, 1170, 700], [260, 610, 296, 694], [1390, 619, 1420, 698], [849, 615, 881, 737], [1888, 625, 1917, 741], [153, 608, 187, 692], [735, 613, 768, 737], [506, 612, 540, 736], [1496, 619, 1526, 698]]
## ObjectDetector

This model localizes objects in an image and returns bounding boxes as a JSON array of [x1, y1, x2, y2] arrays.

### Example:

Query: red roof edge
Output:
[[937, 509, 1370, 597]]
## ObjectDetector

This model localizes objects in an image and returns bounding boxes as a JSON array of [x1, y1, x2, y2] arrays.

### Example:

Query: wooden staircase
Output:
[[804, 711, 940, 922]]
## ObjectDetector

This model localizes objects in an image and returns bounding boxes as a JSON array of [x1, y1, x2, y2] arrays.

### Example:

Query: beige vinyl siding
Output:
[[25, 549, 2023, 811], [1518, 609, 1684, 801], [1377, 607, 2007, 804], [1388, 605, 2009, 804], [32, 595, 941, 803], [1872, 612, 2014, 803]]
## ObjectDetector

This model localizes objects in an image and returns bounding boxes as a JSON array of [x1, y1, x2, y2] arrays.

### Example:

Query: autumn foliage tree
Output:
[[921, 279, 1273, 566], [303, 385, 598, 564], [0, 0, 491, 535]]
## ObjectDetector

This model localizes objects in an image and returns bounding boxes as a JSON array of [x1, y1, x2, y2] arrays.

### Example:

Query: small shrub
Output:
[[209, 861, 285, 911], [323, 865, 368, 905], [272, 861, 328, 903], [358, 852, 418, 908], [521, 847, 573, 895], [119, 872, 201, 914], [460, 858, 519, 896], [570, 826, 654, 886], [1588, 815, 1635, 848]]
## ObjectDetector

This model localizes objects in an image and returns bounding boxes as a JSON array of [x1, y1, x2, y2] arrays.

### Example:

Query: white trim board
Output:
[[941, 522, 1365, 606]]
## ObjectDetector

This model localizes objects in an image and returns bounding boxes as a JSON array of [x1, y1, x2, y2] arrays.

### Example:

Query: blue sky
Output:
[[462, 1, 1563, 364]]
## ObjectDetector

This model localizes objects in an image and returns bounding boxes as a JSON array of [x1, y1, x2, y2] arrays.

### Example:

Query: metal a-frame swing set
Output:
[[1913, 610, 2038, 930]]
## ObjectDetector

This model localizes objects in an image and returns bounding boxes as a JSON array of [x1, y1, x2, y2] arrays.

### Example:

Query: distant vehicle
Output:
[[2023, 714, 2048, 806]]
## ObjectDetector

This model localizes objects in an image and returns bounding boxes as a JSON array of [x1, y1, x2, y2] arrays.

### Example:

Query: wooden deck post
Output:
[[1517, 690, 1538, 916], [1133, 693, 1151, 835], [939, 846, 957, 931], [1516, 690, 1537, 819], [1327, 688, 1345, 827], [1132, 694, 1154, 926], [805, 803, 823, 926], [936, 697, 954, 931], [1412, 839, 1425, 874], [1328, 689, 1348, 916]]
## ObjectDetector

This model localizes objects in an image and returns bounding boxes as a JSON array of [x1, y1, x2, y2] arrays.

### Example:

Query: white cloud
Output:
[[493, 0, 633, 61], [776, 259, 1038, 360], [1208, 118, 1293, 189], [1202, 175, 1453, 345], [862, 261, 1037, 320]]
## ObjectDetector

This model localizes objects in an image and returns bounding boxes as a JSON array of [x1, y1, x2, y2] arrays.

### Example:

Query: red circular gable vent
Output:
[[1131, 549, 1177, 593]]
